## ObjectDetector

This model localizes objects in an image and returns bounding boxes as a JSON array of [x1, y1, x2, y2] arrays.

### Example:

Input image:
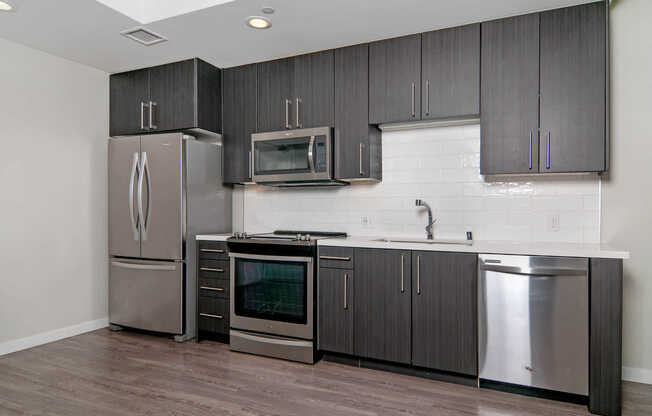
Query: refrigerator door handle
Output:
[[128, 152, 140, 241], [111, 261, 177, 271], [138, 151, 151, 240]]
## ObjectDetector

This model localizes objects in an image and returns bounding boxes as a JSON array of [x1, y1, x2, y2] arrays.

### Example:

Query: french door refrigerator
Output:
[[108, 132, 231, 341]]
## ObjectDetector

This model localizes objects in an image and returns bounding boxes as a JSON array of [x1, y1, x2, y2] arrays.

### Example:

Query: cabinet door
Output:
[[481, 14, 540, 174], [354, 249, 411, 364], [294, 51, 334, 129], [412, 251, 477, 375], [540, 3, 606, 173], [149, 59, 196, 132], [223, 64, 257, 183], [369, 34, 421, 124], [334, 44, 381, 181], [109, 69, 149, 136], [421, 24, 480, 120], [257, 58, 294, 132], [318, 268, 354, 354]]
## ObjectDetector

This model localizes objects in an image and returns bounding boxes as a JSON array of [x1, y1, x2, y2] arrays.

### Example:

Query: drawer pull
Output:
[[200, 286, 225, 292], [200, 313, 224, 320], [200, 248, 225, 253], [319, 255, 351, 262], [200, 267, 225, 273]]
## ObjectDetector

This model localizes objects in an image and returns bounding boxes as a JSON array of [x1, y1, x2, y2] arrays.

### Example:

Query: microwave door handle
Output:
[[308, 135, 315, 172]]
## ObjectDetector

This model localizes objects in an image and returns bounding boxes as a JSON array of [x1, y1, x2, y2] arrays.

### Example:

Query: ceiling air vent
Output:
[[120, 27, 167, 46]]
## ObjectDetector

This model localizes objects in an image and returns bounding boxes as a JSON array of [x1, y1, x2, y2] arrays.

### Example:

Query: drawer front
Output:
[[198, 277, 229, 299], [198, 241, 229, 260], [319, 246, 354, 269], [198, 259, 230, 278], [198, 296, 229, 334]]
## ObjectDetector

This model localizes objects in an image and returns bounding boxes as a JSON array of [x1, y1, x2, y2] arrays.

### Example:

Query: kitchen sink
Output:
[[373, 237, 473, 246]]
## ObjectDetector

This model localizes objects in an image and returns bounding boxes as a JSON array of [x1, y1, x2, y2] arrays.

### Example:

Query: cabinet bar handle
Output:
[[248, 150, 252, 179], [285, 99, 291, 129], [425, 80, 430, 116], [296, 97, 302, 128], [411, 82, 416, 117], [529, 131, 533, 170], [140, 102, 147, 130], [200, 248, 225, 253], [200, 286, 225, 292], [319, 255, 351, 261], [359, 142, 364, 176], [417, 255, 421, 295], [200, 267, 224, 273], [546, 132, 551, 169], [200, 313, 224, 320], [344, 273, 349, 310], [400, 254, 405, 293], [148, 101, 157, 129]]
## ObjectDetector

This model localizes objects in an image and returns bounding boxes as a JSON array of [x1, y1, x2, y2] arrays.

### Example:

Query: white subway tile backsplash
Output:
[[239, 125, 601, 243]]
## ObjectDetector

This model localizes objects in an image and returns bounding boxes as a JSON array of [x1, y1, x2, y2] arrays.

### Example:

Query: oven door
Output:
[[230, 252, 313, 340], [252, 127, 332, 183]]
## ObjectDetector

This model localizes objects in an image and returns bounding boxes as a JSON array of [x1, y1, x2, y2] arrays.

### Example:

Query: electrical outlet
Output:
[[549, 213, 561, 232], [361, 216, 370, 227]]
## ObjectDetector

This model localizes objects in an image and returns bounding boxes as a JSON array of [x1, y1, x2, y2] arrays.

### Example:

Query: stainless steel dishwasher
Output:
[[478, 254, 589, 396]]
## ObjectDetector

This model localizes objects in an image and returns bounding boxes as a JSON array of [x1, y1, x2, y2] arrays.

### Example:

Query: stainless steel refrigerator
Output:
[[108, 132, 231, 341]]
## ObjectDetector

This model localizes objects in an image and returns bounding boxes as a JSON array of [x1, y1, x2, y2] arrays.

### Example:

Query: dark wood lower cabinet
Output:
[[197, 240, 230, 343], [411, 251, 478, 376], [589, 258, 623, 416], [354, 249, 411, 364], [318, 268, 354, 355]]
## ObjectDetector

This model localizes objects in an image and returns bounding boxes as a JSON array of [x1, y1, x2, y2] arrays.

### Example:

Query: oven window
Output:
[[234, 258, 307, 324]]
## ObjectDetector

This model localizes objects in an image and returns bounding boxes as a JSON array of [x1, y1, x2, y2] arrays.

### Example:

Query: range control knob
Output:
[[304, 234, 311, 241], [296, 234, 302, 241]]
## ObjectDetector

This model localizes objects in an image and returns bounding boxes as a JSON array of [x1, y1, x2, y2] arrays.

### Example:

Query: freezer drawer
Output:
[[109, 258, 184, 334], [478, 254, 589, 396]]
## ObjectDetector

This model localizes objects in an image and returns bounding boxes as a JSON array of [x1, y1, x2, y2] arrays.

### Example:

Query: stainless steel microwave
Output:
[[251, 127, 341, 185]]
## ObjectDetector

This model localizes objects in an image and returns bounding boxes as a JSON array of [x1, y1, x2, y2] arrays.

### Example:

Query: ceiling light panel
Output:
[[0, 1, 14, 11], [96, 0, 235, 24], [246, 16, 271, 29]]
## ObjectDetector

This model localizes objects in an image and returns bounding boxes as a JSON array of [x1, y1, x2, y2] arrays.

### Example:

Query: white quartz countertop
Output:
[[196, 233, 230, 241], [318, 236, 630, 259]]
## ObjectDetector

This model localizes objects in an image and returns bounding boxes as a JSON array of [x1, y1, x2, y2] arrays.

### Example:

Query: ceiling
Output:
[[0, 0, 596, 73]]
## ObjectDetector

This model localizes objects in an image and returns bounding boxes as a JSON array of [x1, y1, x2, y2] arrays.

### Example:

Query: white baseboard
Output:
[[0, 317, 109, 357], [623, 366, 652, 385]]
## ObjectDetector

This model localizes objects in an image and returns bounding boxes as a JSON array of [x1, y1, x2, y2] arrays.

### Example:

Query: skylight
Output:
[[96, 0, 235, 24]]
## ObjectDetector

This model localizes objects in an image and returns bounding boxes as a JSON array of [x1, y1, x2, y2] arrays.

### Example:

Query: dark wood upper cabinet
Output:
[[354, 249, 411, 364], [412, 251, 477, 375], [257, 52, 334, 132], [109, 58, 221, 137], [294, 50, 334, 129], [421, 24, 480, 120], [334, 44, 382, 181], [318, 267, 354, 355], [480, 14, 540, 175], [110, 69, 149, 136], [149, 59, 196, 132], [369, 34, 422, 124], [223, 64, 257, 184], [257, 58, 294, 132], [539, 2, 606, 173]]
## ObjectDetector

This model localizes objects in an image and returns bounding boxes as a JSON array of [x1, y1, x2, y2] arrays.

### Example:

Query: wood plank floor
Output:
[[0, 329, 649, 416]]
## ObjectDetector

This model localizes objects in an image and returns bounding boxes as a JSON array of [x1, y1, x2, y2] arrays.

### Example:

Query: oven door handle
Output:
[[308, 135, 315, 172], [229, 252, 313, 263]]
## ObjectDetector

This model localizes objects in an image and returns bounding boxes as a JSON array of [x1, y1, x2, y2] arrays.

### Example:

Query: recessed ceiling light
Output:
[[246, 16, 271, 29], [261, 7, 274, 14], [0, 1, 14, 12]]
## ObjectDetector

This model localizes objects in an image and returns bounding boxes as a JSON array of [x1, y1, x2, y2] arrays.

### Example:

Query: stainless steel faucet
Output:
[[415, 199, 436, 240]]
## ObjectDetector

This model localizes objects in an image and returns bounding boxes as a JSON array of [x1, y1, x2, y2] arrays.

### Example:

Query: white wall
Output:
[[0, 38, 109, 353], [602, 0, 652, 384], [240, 124, 601, 243]]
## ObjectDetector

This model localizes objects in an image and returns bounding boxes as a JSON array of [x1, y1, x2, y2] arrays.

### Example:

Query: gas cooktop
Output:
[[228, 230, 347, 246]]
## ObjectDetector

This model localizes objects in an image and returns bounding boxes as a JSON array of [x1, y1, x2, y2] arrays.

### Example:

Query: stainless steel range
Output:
[[227, 231, 346, 364]]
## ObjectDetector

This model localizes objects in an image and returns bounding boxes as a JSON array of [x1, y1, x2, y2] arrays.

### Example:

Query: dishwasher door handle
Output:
[[480, 264, 587, 276]]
